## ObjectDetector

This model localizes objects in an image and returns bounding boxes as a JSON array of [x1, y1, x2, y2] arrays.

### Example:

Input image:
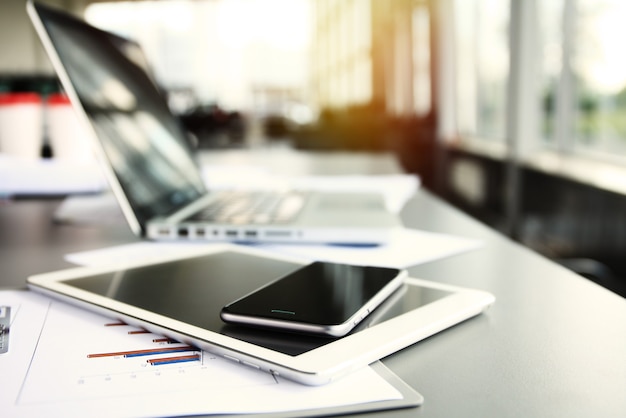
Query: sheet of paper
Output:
[[65, 241, 236, 267], [53, 192, 126, 225], [65, 228, 481, 269], [0, 290, 405, 417], [0, 154, 106, 197], [261, 228, 483, 268]]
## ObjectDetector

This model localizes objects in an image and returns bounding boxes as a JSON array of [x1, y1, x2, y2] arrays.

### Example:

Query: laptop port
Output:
[[178, 227, 189, 237], [244, 230, 258, 238], [265, 230, 291, 237], [195, 228, 205, 237], [225, 230, 238, 237]]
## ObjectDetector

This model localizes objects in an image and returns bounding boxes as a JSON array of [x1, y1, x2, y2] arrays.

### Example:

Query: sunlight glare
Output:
[[217, 0, 310, 51], [577, 1, 626, 94]]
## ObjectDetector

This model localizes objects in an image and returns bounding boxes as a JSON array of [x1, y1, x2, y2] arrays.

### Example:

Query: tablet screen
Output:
[[61, 251, 452, 356]]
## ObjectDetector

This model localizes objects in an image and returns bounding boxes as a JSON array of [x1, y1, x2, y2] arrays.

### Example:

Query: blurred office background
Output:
[[1, 0, 626, 297]]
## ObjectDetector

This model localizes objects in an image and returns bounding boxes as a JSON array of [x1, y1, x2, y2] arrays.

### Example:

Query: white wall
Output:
[[0, 0, 87, 73]]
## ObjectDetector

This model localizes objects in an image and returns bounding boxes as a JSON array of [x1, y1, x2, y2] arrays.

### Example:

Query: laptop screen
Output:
[[35, 3, 207, 231]]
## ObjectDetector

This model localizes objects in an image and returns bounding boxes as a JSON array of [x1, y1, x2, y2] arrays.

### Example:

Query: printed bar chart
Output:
[[87, 322, 200, 366]]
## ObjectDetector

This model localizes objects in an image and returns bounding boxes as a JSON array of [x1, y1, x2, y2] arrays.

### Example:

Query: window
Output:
[[538, 0, 566, 145], [453, 0, 510, 142], [571, 0, 626, 156], [451, 0, 626, 163], [85, 0, 312, 114], [412, 4, 431, 116], [312, 0, 372, 109]]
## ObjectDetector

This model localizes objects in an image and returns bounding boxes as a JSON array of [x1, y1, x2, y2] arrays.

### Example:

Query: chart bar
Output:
[[152, 338, 178, 344], [87, 345, 196, 359], [128, 330, 150, 335], [147, 354, 201, 366]]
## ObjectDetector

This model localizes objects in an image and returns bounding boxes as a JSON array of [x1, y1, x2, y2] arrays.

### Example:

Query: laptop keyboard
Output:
[[188, 191, 306, 225]]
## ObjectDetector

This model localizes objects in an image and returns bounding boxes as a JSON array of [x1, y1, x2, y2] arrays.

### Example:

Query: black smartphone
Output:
[[220, 261, 406, 337]]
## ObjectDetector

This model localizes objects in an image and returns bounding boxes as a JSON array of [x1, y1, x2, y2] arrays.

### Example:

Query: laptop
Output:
[[28, 1, 402, 245]]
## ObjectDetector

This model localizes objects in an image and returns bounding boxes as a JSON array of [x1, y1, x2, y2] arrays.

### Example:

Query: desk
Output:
[[1, 148, 625, 417]]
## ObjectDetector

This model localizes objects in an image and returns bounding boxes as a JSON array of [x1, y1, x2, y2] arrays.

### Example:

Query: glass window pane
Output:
[[412, 5, 431, 116], [538, 0, 566, 144], [454, 0, 510, 141], [572, 0, 626, 155], [476, 0, 510, 140], [454, 0, 479, 136]]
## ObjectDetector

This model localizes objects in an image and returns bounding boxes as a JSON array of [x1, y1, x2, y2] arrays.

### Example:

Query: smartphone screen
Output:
[[220, 261, 405, 337]]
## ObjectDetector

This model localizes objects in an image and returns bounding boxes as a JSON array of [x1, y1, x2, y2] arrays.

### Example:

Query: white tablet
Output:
[[27, 245, 495, 386]]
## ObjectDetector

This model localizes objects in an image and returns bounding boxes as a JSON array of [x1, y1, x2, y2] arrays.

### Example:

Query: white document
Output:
[[0, 154, 106, 196], [65, 228, 481, 269], [262, 227, 483, 268], [0, 290, 408, 417]]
